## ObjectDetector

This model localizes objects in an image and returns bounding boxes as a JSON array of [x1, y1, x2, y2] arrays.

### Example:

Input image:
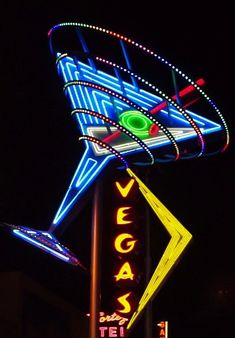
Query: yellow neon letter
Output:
[[117, 292, 132, 313], [160, 328, 165, 336], [115, 179, 135, 198], [114, 262, 134, 281], [114, 233, 137, 253], [116, 207, 132, 224]]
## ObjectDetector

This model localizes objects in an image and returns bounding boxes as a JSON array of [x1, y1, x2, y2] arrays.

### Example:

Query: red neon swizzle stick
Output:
[[102, 78, 205, 143]]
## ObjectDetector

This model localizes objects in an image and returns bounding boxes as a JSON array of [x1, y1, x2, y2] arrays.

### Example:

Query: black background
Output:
[[0, 1, 234, 337]]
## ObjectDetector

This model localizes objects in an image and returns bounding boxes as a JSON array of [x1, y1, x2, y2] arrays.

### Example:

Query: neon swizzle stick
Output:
[[1, 23, 229, 289]]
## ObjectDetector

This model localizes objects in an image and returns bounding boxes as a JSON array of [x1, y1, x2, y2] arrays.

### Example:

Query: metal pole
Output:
[[89, 180, 102, 338], [145, 168, 152, 338]]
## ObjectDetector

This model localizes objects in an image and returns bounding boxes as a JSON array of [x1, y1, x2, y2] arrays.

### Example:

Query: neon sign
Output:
[[99, 326, 125, 338], [114, 233, 137, 254], [46, 22, 228, 230], [115, 179, 135, 198], [1, 22, 229, 337], [98, 311, 127, 337], [116, 207, 133, 224], [5, 22, 228, 268], [113, 176, 140, 319], [99, 312, 128, 326], [98, 175, 141, 336], [157, 321, 168, 338], [116, 293, 132, 314], [114, 262, 134, 281]]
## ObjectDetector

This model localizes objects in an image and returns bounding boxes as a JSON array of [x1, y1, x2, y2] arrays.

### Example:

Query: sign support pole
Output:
[[89, 180, 102, 338], [145, 169, 153, 338]]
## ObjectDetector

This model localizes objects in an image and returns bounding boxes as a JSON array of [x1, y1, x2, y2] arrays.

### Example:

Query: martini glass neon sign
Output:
[[0, 23, 229, 327], [45, 23, 228, 229]]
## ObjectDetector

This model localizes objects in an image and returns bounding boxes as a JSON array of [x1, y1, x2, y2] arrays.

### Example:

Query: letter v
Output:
[[115, 179, 135, 198]]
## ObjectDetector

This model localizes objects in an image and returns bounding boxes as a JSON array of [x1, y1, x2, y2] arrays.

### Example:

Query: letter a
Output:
[[114, 262, 134, 281]]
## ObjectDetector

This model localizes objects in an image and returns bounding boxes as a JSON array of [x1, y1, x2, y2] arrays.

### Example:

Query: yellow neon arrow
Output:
[[126, 168, 192, 332]]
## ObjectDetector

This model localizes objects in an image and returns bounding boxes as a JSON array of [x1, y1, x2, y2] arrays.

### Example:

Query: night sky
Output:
[[0, 2, 234, 338]]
